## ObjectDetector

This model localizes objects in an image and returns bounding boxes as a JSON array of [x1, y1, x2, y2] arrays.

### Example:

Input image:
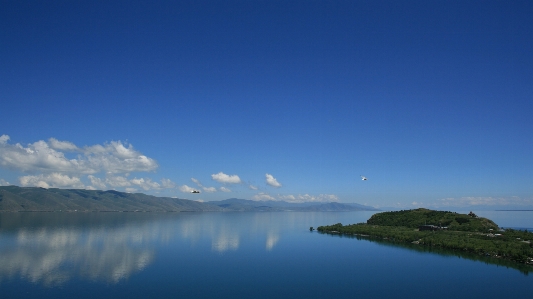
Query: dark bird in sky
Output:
[[191, 190, 200, 193]]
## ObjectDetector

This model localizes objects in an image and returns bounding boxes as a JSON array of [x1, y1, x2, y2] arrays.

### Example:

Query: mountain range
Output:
[[0, 186, 378, 212], [0, 185, 220, 212]]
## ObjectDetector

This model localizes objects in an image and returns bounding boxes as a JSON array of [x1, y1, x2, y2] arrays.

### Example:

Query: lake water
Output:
[[0, 211, 532, 299]]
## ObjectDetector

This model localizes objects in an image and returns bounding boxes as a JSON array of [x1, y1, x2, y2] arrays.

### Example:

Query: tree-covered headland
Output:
[[366, 208, 499, 231], [317, 209, 533, 266]]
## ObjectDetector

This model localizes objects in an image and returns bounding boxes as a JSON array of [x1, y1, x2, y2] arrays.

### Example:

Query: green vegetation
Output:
[[366, 208, 499, 231], [0, 185, 222, 212], [317, 209, 533, 268]]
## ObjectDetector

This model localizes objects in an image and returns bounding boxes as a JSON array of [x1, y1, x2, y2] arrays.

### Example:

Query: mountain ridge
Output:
[[0, 185, 221, 212], [0, 186, 379, 212]]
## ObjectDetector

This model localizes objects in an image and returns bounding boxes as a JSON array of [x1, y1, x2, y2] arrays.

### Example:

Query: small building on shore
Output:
[[418, 225, 447, 231]]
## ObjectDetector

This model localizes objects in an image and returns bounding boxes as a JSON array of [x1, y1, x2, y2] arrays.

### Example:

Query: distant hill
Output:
[[205, 198, 379, 212], [0, 186, 222, 212]]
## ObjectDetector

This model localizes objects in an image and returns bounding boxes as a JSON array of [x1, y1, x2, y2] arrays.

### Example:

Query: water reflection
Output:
[[212, 232, 240, 252], [320, 231, 533, 275], [0, 211, 377, 286], [0, 221, 158, 286], [175, 212, 287, 253], [266, 231, 279, 251]]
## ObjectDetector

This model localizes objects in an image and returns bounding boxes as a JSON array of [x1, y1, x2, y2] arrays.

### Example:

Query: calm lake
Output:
[[0, 210, 531, 299]]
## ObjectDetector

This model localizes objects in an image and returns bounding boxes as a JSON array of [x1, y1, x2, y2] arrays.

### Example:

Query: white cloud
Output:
[[202, 186, 217, 193], [284, 194, 339, 203], [83, 141, 158, 174], [277, 194, 296, 201], [211, 172, 241, 184], [131, 178, 161, 191], [434, 196, 533, 207], [191, 178, 202, 187], [110, 142, 138, 159], [0, 178, 10, 186], [84, 144, 106, 154], [161, 178, 176, 189], [105, 176, 132, 187], [0, 135, 158, 175], [19, 173, 85, 189], [249, 184, 258, 190], [265, 173, 281, 188], [88, 175, 107, 189], [190, 178, 216, 193], [179, 185, 195, 193], [320, 194, 339, 202], [219, 186, 231, 192], [88, 175, 175, 191], [0, 135, 10, 144], [48, 138, 79, 151], [1, 139, 80, 173], [252, 192, 276, 201], [125, 188, 137, 193]]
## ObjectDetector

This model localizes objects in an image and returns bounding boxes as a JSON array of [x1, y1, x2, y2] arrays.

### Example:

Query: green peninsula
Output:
[[317, 208, 533, 266]]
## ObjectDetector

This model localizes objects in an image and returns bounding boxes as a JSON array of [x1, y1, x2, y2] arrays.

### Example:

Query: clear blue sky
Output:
[[1, 0, 532, 208]]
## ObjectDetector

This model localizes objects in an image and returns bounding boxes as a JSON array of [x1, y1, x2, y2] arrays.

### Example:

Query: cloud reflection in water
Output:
[[0, 212, 322, 285], [266, 231, 279, 251], [0, 221, 159, 286]]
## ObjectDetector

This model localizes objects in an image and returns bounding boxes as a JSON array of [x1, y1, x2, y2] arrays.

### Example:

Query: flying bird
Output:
[[360, 175, 367, 181], [191, 190, 200, 193]]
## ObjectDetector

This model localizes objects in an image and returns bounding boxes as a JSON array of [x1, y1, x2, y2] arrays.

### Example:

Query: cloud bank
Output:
[[0, 135, 175, 191], [179, 185, 196, 193], [252, 193, 276, 201], [202, 187, 217, 193], [19, 173, 85, 189], [251, 193, 339, 203], [0, 135, 158, 175], [433, 196, 533, 207]]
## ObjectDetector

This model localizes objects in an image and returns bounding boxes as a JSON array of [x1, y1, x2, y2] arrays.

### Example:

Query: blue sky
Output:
[[1, 1, 532, 208]]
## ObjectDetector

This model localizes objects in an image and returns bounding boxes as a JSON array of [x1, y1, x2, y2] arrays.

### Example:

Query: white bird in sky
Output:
[[361, 175, 367, 181]]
